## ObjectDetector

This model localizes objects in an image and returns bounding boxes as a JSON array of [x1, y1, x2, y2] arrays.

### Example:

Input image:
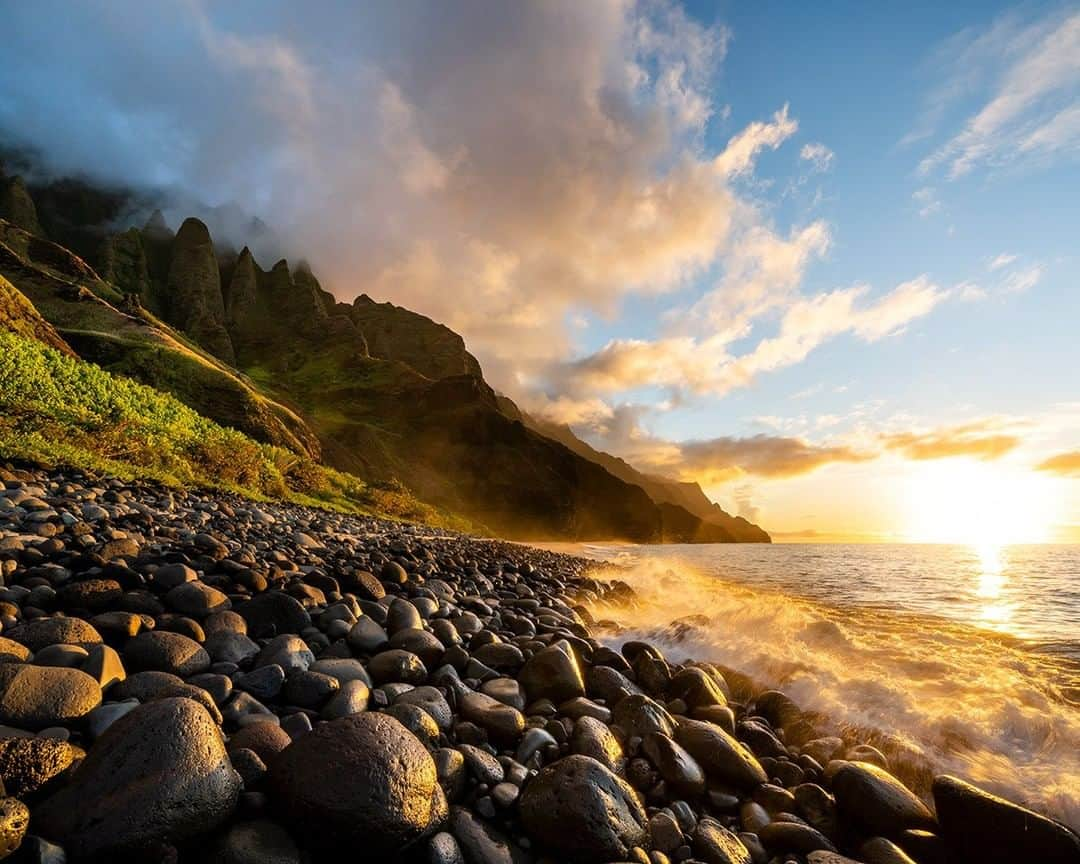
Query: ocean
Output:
[[570, 542, 1080, 831]]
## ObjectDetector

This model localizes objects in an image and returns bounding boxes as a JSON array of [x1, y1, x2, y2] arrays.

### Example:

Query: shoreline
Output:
[[0, 466, 1078, 862]]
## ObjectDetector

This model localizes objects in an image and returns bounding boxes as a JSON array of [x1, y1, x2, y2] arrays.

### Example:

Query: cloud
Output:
[[1035, 451, 1080, 477], [713, 104, 798, 177], [568, 402, 872, 484], [880, 419, 1022, 461], [0, 0, 763, 395], [564, 276, 946, 397], [799, 142, 834, 172], [989, 252, 1017, 270], [675, 434, 871, 483], [913, 186, 941, 218], [1000, 264, 1042, 294], [920, 10, 1080, 178]]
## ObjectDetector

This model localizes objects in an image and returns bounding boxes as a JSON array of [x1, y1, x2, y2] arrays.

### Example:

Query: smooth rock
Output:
[[932, 773, 1080, 864], [0, 665, 101, 730], [35, 697, 240, 859], [267, 712, 447, 856], [123, 631, 210, 677], [831, 761, 935, 836], [519, 754, 647, 862]]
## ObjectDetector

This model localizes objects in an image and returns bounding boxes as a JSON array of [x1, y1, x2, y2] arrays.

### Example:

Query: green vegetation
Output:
[[0, 331, 468, 529]]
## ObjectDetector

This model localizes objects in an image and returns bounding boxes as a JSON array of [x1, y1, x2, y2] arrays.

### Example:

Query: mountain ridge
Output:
[[0, 162, 770, 542]]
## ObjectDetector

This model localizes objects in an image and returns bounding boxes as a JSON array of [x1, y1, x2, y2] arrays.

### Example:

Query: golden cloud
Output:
[[1035, 450, 1080, 477], [880, 420, 1021, 461]]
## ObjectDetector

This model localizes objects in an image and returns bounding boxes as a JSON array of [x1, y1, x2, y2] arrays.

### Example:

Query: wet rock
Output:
[[449, 806, 527, 864], [932, 774, 1080, 864], [642, 731, 706, 797], [519, 755, 647, 862], [267, 712, 447, 856], [570, 715, 625, 774], [519, 640, 584, 704], [758, 821, 838, 855], [668, 666, 727, 710], [859, 836, 919, 864], [692, 817, 753, 864], [612, 694, 676, 739], [460, 691, 524, 746], [35, 697, 240, 858], [675, 717, 768, 790], [831, 761, 935, 836]]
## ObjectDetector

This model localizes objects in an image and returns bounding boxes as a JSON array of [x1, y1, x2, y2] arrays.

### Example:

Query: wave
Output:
[[581, 555, 1080, 831]]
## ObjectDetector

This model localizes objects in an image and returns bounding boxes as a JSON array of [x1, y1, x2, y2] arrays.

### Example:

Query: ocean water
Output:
[[571, 542, 1080, 830]]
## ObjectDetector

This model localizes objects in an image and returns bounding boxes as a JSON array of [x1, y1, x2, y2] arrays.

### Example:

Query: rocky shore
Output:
[[0, 466, 1077, 864]]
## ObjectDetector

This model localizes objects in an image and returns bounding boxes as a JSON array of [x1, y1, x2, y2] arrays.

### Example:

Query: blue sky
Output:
[[2, 1, 1078, 539]]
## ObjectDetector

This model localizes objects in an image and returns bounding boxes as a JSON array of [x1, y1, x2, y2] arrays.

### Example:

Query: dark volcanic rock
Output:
[[933, 774, 1080, 864], [831, 761, 935, 836], [0, 737, 84, 799], [123, 630, 211, 677], [5, 618, 102, 653], [675, 717, 767, 790], [35, 697, 240, 859], [267, 712, 447, 856], [0, 664, 101, 729], [518, 640, 585, 704], [166, 218, 235, 363], [519, 754, 647, 862], [0, 797, 28, 860]]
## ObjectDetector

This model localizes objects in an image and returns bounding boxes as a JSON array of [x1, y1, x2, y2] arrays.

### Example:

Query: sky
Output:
[[2, 1, 1079, 542]]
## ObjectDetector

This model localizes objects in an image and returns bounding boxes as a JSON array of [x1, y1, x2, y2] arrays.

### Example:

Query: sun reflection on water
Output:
[[975, 543, 1012, 630]]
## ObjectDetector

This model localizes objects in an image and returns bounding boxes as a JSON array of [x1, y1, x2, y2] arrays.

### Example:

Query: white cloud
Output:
[[913, 186, 941, 218], [988, 252, 1017, 270], [713, 104, 798, 177], [1001, 264, 1042, 294], [799, 142, 834, 172], [920, 11, 1080, 178], [562, 276, 946, 398]]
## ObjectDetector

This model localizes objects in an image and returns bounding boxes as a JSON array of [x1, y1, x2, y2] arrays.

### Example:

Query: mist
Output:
[[1, 0, 748, 396]]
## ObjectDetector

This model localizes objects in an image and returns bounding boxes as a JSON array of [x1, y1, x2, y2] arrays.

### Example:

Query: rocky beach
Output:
[[0, 464, 1074, 864]]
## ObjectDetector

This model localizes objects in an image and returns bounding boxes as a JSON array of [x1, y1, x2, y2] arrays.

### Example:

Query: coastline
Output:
[[1, 466, 1078, 862]]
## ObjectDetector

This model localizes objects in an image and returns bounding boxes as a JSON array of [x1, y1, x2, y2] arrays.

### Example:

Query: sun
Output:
[[903, 459, 1059, 544]]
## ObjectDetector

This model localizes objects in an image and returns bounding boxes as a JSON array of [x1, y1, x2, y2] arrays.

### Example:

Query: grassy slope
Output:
[[0, 219, 320, 458], [0, 330, 468, 529]]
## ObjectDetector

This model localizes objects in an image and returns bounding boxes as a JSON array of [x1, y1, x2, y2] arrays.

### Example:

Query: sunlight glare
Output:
[[903, 459, 1058, 544]]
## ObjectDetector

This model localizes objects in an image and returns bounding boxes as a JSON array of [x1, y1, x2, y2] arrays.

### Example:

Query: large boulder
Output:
[[518, 755, 647, 862], [831, 761, 935, 836], [267, 712, 447, 856], [35, 697, 240, 859], [932, 774, 1080, 864]]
